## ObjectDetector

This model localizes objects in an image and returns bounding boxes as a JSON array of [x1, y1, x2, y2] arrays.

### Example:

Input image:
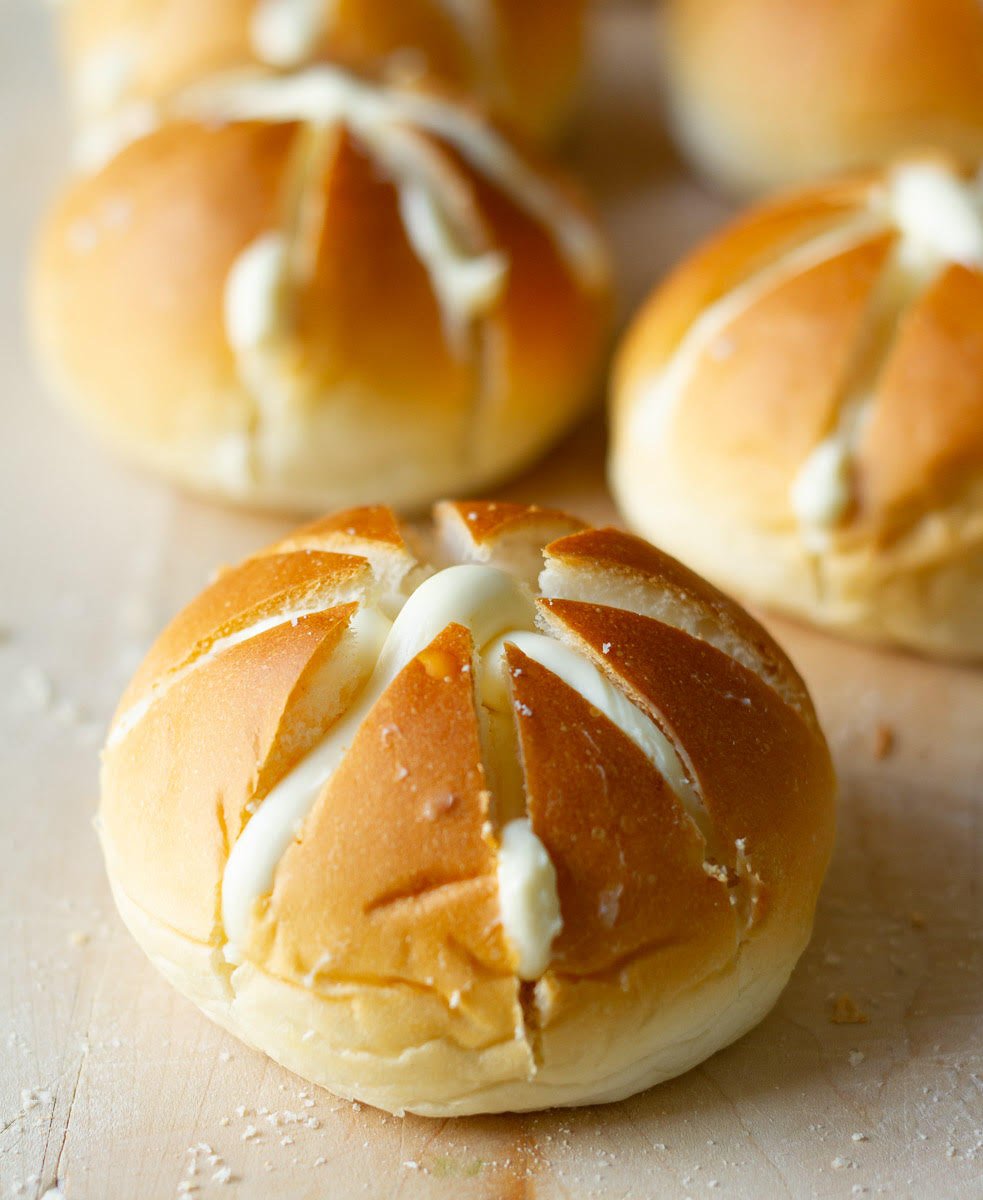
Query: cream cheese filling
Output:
[[250, 0, 333, 67], [883, 160, 983, 273], [73, 34, 141, 118], [182, 66, 608, 295], [496, 818, 561, 981]]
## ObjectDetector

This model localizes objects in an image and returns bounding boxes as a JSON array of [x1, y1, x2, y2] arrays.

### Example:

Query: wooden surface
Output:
[[2, 3, 982, 1198]]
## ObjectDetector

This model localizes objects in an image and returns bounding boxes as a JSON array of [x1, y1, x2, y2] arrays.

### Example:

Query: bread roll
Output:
[[663, 0, 983, 194], [611, 156, 983, 659], [59, 0, 586, 146], [99, 499, 836, 1116], [31, 66, 612, 512]]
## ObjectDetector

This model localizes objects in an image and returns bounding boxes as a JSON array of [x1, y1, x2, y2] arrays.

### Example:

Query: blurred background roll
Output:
[[59, 0, 588, 146], [662, 0, 983, 194], [31, 66, 613, 513], [611, 156, 983, 659]]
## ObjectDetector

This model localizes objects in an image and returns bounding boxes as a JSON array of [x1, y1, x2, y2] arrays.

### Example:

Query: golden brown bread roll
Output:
[[31, 66, 612, 512], [59, 0, 587, 146], [99, 500, 836, 1115], [663, 0, 983, 194], [611, 155, 983, 659]]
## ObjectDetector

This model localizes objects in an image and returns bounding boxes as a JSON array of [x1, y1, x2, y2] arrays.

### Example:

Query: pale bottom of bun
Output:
[[611, 451, 983, 661], [39, 354, 595, 516], [109, 876, 803, 1116]]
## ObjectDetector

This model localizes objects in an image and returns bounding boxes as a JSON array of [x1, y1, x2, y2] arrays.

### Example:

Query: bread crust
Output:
[[610, 161, 983, 659], [59, 0, 587, 144], [100, 502, 836, 1114], [664, 0, 983, 193], [32, 71, 612, 513]]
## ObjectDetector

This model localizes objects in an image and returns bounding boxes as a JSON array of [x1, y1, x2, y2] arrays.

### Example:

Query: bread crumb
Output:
[[831, 1156, 854, 1170], [852, 1132, 868, 1142], [848, 1050, 865, 1066], [242, 1125, 259, 1140], [219, 1117, 230, 1127], [872, 723, 895, 760], [212, 1167, 234, 1184], [831, 993, 869, 1024], [403, 1161, 419, 1170]]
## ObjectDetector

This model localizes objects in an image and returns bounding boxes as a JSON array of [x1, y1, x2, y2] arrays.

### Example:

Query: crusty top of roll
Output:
[[664, 0, 983, 193], [31, 66, 612, 512], [59, 0, 586, 144], [100, 500, 835, 1082], [614, 155, 983, 553]]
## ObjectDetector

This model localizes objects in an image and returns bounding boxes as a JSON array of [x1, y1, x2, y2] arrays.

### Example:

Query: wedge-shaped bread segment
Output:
[[113, 549, 372, 730], [858, 263, 983, 532], [435, 498, 586, 582], [539, 599, 837, 936], [102, 606, 358, 942], [506, 644, 737, 978], [670, 233, 895, 523], [542, 526, 812, 714], [251, 623, 522, 1054]]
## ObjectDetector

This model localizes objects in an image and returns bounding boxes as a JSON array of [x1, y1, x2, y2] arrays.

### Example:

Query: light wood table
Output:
[[2, 3, 981, 1197]]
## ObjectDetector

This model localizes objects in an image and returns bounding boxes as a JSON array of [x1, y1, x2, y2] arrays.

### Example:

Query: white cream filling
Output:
[[884, 161, 983, 272], [224, 232, 291, 351], [789, 435, 853, 532], [74, 34, 140, 117], [220, 564, 537, 957], [397, 180, 508, 351], [250, 0, 332, 67], [496, 818, 562, 980], [177, 66, 608, 292]]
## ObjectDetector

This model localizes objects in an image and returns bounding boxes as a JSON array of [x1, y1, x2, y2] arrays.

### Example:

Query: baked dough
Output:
[[31, 65, 612, 512], [99, 500, 836, 1115], [611, 156, 983, 658]]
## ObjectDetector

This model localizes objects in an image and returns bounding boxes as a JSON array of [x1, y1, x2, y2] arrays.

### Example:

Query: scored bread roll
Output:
[[611, 155, 983, 659], [99, 499, 836, 1116], [31, 66, 612, 513], [663, 0, 983, 194], [58, 0, 587, 146]]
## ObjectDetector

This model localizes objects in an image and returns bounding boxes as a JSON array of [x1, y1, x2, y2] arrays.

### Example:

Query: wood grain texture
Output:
[[1, 2, 981, 1198]]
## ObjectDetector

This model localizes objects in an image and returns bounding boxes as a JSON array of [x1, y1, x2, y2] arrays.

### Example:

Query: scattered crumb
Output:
[[19, 665, 54, 710], [68, 930, 90, 947], [831, 994, 869, 1024], [849, 1050, 865, 1067], [823, 950, 842, 967], [872, 722, 895, 760], [852, 1132, 868, 1142], [219, 1117, 230, 1127], [212, 1166, 234, 1184], [403, 1161, 419, 1170], [909, 911, 926, 930], [831, 1156, 854, 1170], [241, 1125, 259, 1141]]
